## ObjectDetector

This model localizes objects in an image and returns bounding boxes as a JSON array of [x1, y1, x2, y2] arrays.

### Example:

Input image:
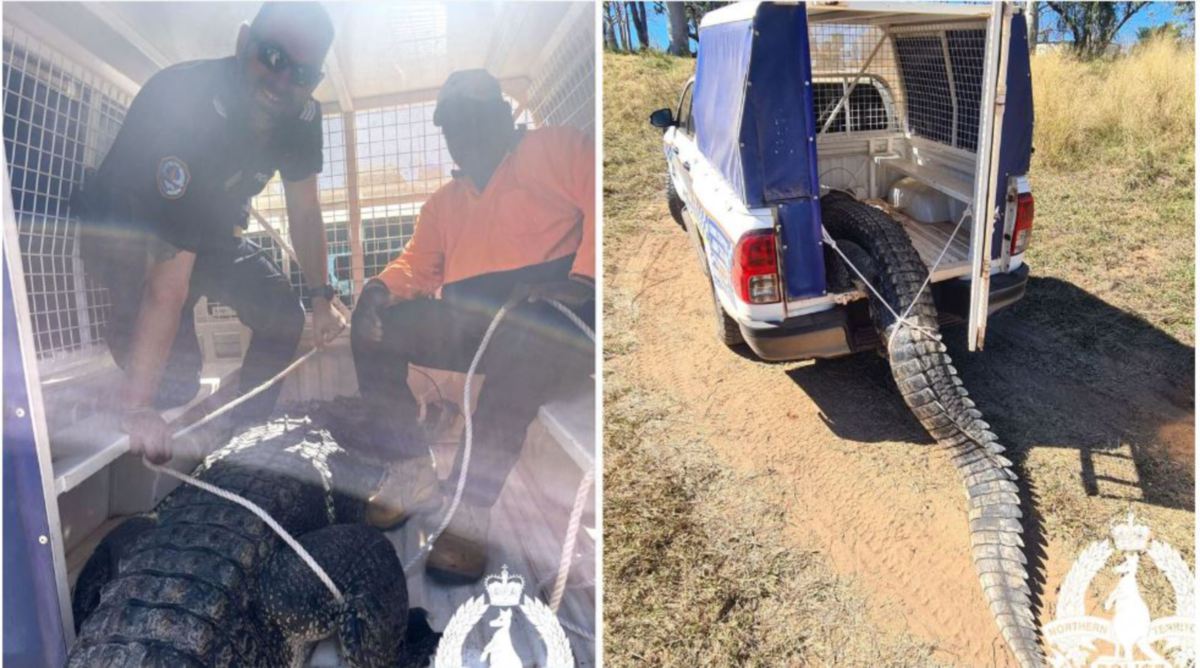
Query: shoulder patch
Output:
[[157, 156, 190, 199]]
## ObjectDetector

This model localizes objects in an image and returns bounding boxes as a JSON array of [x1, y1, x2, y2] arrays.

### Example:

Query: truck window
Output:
[[813, 80, 892, 134], [676, 80, 695, 137]]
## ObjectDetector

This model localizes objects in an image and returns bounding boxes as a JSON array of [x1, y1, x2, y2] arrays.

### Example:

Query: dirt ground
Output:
[[605, 197, 1195, 666]]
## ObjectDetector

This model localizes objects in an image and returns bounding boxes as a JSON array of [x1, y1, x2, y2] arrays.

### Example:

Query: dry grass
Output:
[[1026, 37, 1195, 344], [1031, 37, 1194, 171], [603, 53, 940, 667], [602, 43, 1194, 665], [603, 379, 941, 667], [603, 53, 693, 232]]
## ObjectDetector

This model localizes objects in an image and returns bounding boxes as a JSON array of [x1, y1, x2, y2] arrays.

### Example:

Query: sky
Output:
[[631, 2, 1191, 52]]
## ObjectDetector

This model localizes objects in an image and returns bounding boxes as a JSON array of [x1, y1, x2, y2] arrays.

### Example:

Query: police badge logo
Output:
[[433, 565, 574, 668], [1045, 513, 1195, 667], [157, 156, 190, 199]]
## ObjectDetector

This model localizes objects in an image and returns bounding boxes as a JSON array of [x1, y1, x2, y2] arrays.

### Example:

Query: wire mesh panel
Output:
[[946, 29, 986, 152], [809, 23, 906, 134], [202, 110, 354, 320], [3, 24, 131, 370], [527, 7, 594, 135], [808, 21, 988, 152], [893, 34, 956, 145], [226, 101, 451, 311], [893, 26, 987, 151], [812, 79, 895, 133]]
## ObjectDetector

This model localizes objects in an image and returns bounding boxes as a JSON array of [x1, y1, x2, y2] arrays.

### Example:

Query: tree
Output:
[[1136, 22, 1184, 44], [619, 3, 633, 52], [681, 2, 728, 53], [1025, 0, 1039, 54], [603, 3, 620, 51], [665, 2, 689, 56], [1045, 2, 1150, 58], [603, 2, 633, 52], [628, 2, 650, 51]]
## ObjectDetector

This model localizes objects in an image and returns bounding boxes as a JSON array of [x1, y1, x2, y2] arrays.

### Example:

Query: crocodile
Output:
[[822, 194, 1045, 668], [68, 413, 414, 667]]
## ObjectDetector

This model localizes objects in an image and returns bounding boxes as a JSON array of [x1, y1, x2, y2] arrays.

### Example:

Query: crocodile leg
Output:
[[258, 523, 408, 668], [821, 195, 1045, 668]]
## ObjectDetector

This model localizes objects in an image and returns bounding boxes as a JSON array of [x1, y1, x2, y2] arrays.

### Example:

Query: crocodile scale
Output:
[[67, 415, 406, 667], [822, 194, 1045, 668]]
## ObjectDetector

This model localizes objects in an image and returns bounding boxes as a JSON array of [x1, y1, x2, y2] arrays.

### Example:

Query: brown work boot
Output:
[[366, 455, 442, 530], [425, 502, 490, 583]]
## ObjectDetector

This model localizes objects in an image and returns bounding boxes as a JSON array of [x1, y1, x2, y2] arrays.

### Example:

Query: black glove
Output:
[[354, 279, 394, 343]]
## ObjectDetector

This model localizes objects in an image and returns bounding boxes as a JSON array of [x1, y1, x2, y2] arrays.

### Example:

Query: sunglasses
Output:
[[251, 34, 324, 88]]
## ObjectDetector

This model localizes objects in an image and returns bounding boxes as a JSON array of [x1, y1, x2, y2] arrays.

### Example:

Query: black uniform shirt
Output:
[[85, 57, 322, 254]]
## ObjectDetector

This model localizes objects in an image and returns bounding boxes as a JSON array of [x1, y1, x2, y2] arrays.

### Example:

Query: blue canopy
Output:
[[694, 3, 822, 208], [693, 3, 826, 300]]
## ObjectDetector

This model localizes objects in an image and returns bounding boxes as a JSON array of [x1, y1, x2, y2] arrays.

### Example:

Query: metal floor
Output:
[[388, 418, 596, 666], [867, 199, 973, 281]]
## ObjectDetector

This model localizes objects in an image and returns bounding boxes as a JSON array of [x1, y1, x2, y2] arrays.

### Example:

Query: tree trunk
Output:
[[604, 11, 619, 52], [1026, 0, 1039, 54], [631, 2, 650, 51], [628, 3, 638, 53], [612, 3, 627, 52], [667, 2, 689, 56]]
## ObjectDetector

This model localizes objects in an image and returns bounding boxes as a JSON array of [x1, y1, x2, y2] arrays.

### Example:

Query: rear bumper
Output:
[[741, 264, 1029, 362], [932, 263, 1029, 323]]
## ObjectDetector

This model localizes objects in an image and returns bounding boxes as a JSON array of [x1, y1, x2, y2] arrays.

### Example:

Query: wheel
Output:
[[666, 173, 686, 230], [709, 276, 745, 348]]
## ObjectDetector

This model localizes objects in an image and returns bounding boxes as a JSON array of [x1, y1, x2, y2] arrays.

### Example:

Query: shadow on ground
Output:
[[786, 276, 1194, 628], [787, 276, 1195, 512]]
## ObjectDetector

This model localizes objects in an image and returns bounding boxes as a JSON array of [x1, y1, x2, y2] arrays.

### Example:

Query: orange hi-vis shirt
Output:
[[376, 126, 594, 299]]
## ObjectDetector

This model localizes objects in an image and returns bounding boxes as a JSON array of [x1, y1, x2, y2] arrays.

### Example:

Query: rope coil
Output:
[[403, 297, 596, 573]]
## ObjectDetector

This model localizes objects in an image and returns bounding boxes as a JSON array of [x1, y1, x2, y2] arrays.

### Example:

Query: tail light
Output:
[[732, 231, 781, 304], [1011, 192, 1034, 255]]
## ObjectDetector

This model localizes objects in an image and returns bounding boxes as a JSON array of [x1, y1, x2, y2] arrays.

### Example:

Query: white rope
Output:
[[885, 207, 970, 351], [139, 336, 343, 602], [144, 460, 345, 605], [550, 466, 594, 613], [403, 296, 595, 574], [136, 296, 596, 632], [173, 346, 322, 442], [820, 206, 970, 351]]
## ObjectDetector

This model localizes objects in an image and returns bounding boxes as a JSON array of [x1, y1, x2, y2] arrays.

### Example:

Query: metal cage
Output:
[[808, 19, 988, 151], [2, 23, 131, 375], [4, 2, 595, 372]]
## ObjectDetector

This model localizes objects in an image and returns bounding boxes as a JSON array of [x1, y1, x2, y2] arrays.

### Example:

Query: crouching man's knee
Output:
[[350, 280, 395, 353], [260, 297, 305, 343]]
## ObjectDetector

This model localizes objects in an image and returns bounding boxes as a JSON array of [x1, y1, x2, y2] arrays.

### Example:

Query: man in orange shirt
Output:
[[350, 69, 594, 580]]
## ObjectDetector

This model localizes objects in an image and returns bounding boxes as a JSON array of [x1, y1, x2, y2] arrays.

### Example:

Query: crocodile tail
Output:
[[821, 196, 1045, 668]]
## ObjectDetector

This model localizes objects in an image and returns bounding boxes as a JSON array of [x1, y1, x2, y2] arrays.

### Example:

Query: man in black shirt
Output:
[[78, 2, 343, 463]]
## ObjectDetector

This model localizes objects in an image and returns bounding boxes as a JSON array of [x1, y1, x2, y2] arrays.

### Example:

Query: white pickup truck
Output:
[[652, 0, 1035, 361], [650, 3, 1045, 666]]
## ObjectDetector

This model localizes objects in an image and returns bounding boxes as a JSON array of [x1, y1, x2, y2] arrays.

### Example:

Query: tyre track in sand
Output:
[[607, 205, 1194, 667]]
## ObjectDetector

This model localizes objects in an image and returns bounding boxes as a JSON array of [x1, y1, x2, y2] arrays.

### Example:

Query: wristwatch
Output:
[[312, 284, 337, 302]]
